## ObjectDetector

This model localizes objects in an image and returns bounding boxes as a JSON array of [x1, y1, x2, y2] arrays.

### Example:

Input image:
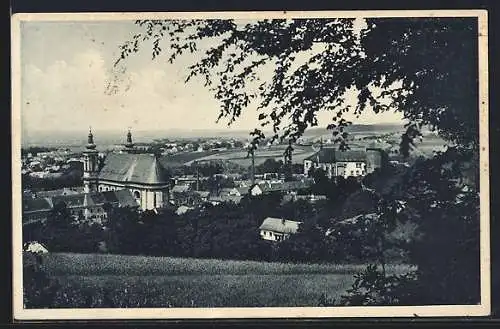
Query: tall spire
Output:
[[86, 126, 96, 150], [84, 126, 99, 193], [125, 127, 135, 151]]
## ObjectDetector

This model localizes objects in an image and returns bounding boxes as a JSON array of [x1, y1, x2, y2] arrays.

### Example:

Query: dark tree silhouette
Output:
[[114, 18, 478, 156], [103, 17, 481, 305]]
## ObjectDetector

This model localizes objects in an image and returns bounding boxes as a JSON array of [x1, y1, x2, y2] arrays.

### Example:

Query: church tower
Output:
[[124, 128, 135, 153], [83, 127, 99, 193]]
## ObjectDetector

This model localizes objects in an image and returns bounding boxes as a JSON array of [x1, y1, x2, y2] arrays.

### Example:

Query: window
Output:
[[356, 163, 362, 168], [356, 170, 360, 175], [134, 191, 141, 199], [350, 171, 354, 176]]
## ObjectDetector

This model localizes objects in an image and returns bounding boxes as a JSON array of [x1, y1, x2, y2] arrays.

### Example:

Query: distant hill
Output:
[[302, 123, 405, 137], [22, 123, 406, 148]]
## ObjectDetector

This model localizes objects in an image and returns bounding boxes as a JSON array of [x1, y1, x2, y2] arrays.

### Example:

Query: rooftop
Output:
[[255, 180, 313, 193], [23, 197, 53, 213], [208, 195, 244, 204], [172, 185, 191, 193], [99, 153, 170, 185], [305, 148, 366, 163], [24, 189, 139, 213], [259, 217, 302, 234]]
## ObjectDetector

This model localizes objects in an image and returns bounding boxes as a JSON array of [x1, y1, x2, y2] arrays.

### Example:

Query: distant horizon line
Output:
[[25, 122, 405, 133]]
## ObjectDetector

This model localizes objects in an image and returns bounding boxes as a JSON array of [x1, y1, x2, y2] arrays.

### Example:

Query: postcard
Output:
[[11, 9, 490, 320]]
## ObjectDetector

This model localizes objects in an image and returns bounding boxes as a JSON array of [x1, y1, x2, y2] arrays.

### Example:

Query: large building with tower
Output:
[[83, 129, 171, 211], [303, 147, 388, 179]]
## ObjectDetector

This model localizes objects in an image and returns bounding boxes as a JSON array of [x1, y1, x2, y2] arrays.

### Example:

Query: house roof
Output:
[[256, 180, 313, 193], [99, 153, 170, 185], [107, 189, 139, 208], [52, 194, 86, 208], [209, 195, 244, 204], [23, 197, 53, 213], [176, 205, 193, 215], [24, 241, 49, 253], [219, 187, 237, 195], [34, 187, 84, 198], [172, 185, 191, 193], [305, 148, 366, 163], [45, 190, 139, 210], [259, 217, 302, 234], [338, 213, 378, 225], [282, 194, 328, 203], [194, 190, 210, 198], [236, 186, 250, 195]]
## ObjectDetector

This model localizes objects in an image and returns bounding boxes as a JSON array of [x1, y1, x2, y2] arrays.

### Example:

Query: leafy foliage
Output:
[[114, 18, 478, 156], [399, 148, 481, 304], [25, 17, 482, 307], [337, 264, 418, 306]]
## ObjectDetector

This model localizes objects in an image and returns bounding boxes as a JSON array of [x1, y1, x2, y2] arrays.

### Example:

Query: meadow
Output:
[[182, 145, 316, 167], [37, 253, 414, 308], [170, 128, 448, 169]]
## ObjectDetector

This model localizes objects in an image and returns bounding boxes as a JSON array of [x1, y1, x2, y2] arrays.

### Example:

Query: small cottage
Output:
[[259, 217, 302, 242], [24, 241, 49, 254]]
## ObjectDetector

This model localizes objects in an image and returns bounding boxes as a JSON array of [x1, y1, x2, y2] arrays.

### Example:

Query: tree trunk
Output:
[[251, 151, 255, 185]]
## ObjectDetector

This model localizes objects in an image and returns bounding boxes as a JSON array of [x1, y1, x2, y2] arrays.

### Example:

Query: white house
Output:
[[250, 180, 313, 197], [259, 217, 302, 242], [219, 187, 242, 197], [250, 184, 264, 196], [24, 241, 49, 254], [176, 205, 194, 215], [303, 147, 387, 179]]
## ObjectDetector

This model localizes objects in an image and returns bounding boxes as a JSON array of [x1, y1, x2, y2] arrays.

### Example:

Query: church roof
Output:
[[305, 148, 366, 163], [98, 153, 170, 185]]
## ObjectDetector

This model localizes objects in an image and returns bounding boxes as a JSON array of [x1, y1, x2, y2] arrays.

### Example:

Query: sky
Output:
[[19, 19, 404, 139]]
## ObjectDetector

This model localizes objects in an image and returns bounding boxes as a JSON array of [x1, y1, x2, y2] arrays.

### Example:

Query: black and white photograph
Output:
[[11, 10, 490, 319]]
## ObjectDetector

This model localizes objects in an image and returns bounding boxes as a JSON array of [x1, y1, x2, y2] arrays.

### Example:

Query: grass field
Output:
[[165, 135, 448, 169], [182, 145, 317, 167], [37, 253, 414, 308]]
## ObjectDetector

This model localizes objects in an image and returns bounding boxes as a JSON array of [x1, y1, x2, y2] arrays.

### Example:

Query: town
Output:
[[17, 14, 482, 312], [22, 124, 455, 308], [21, 125, 405, 241]]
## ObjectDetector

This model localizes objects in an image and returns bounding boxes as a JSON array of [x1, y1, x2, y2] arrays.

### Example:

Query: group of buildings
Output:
[[21, 148, 83, 179], [22, 128, 387, 242]]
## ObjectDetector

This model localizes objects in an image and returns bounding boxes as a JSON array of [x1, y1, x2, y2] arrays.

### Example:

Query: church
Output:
[[83, 129, 171, 211]]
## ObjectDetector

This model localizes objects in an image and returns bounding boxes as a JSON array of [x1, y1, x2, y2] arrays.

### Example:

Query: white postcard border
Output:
[[11, 9, 490, 320]]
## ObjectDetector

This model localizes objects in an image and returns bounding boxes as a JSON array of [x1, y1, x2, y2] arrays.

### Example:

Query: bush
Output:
[[337, 264, 418, 306], [23, 252, 61, 308]]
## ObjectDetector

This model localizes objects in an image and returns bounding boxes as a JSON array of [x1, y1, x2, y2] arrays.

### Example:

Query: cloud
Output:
[[21, 48, 230, 133], [21, 28, 403, 137]]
